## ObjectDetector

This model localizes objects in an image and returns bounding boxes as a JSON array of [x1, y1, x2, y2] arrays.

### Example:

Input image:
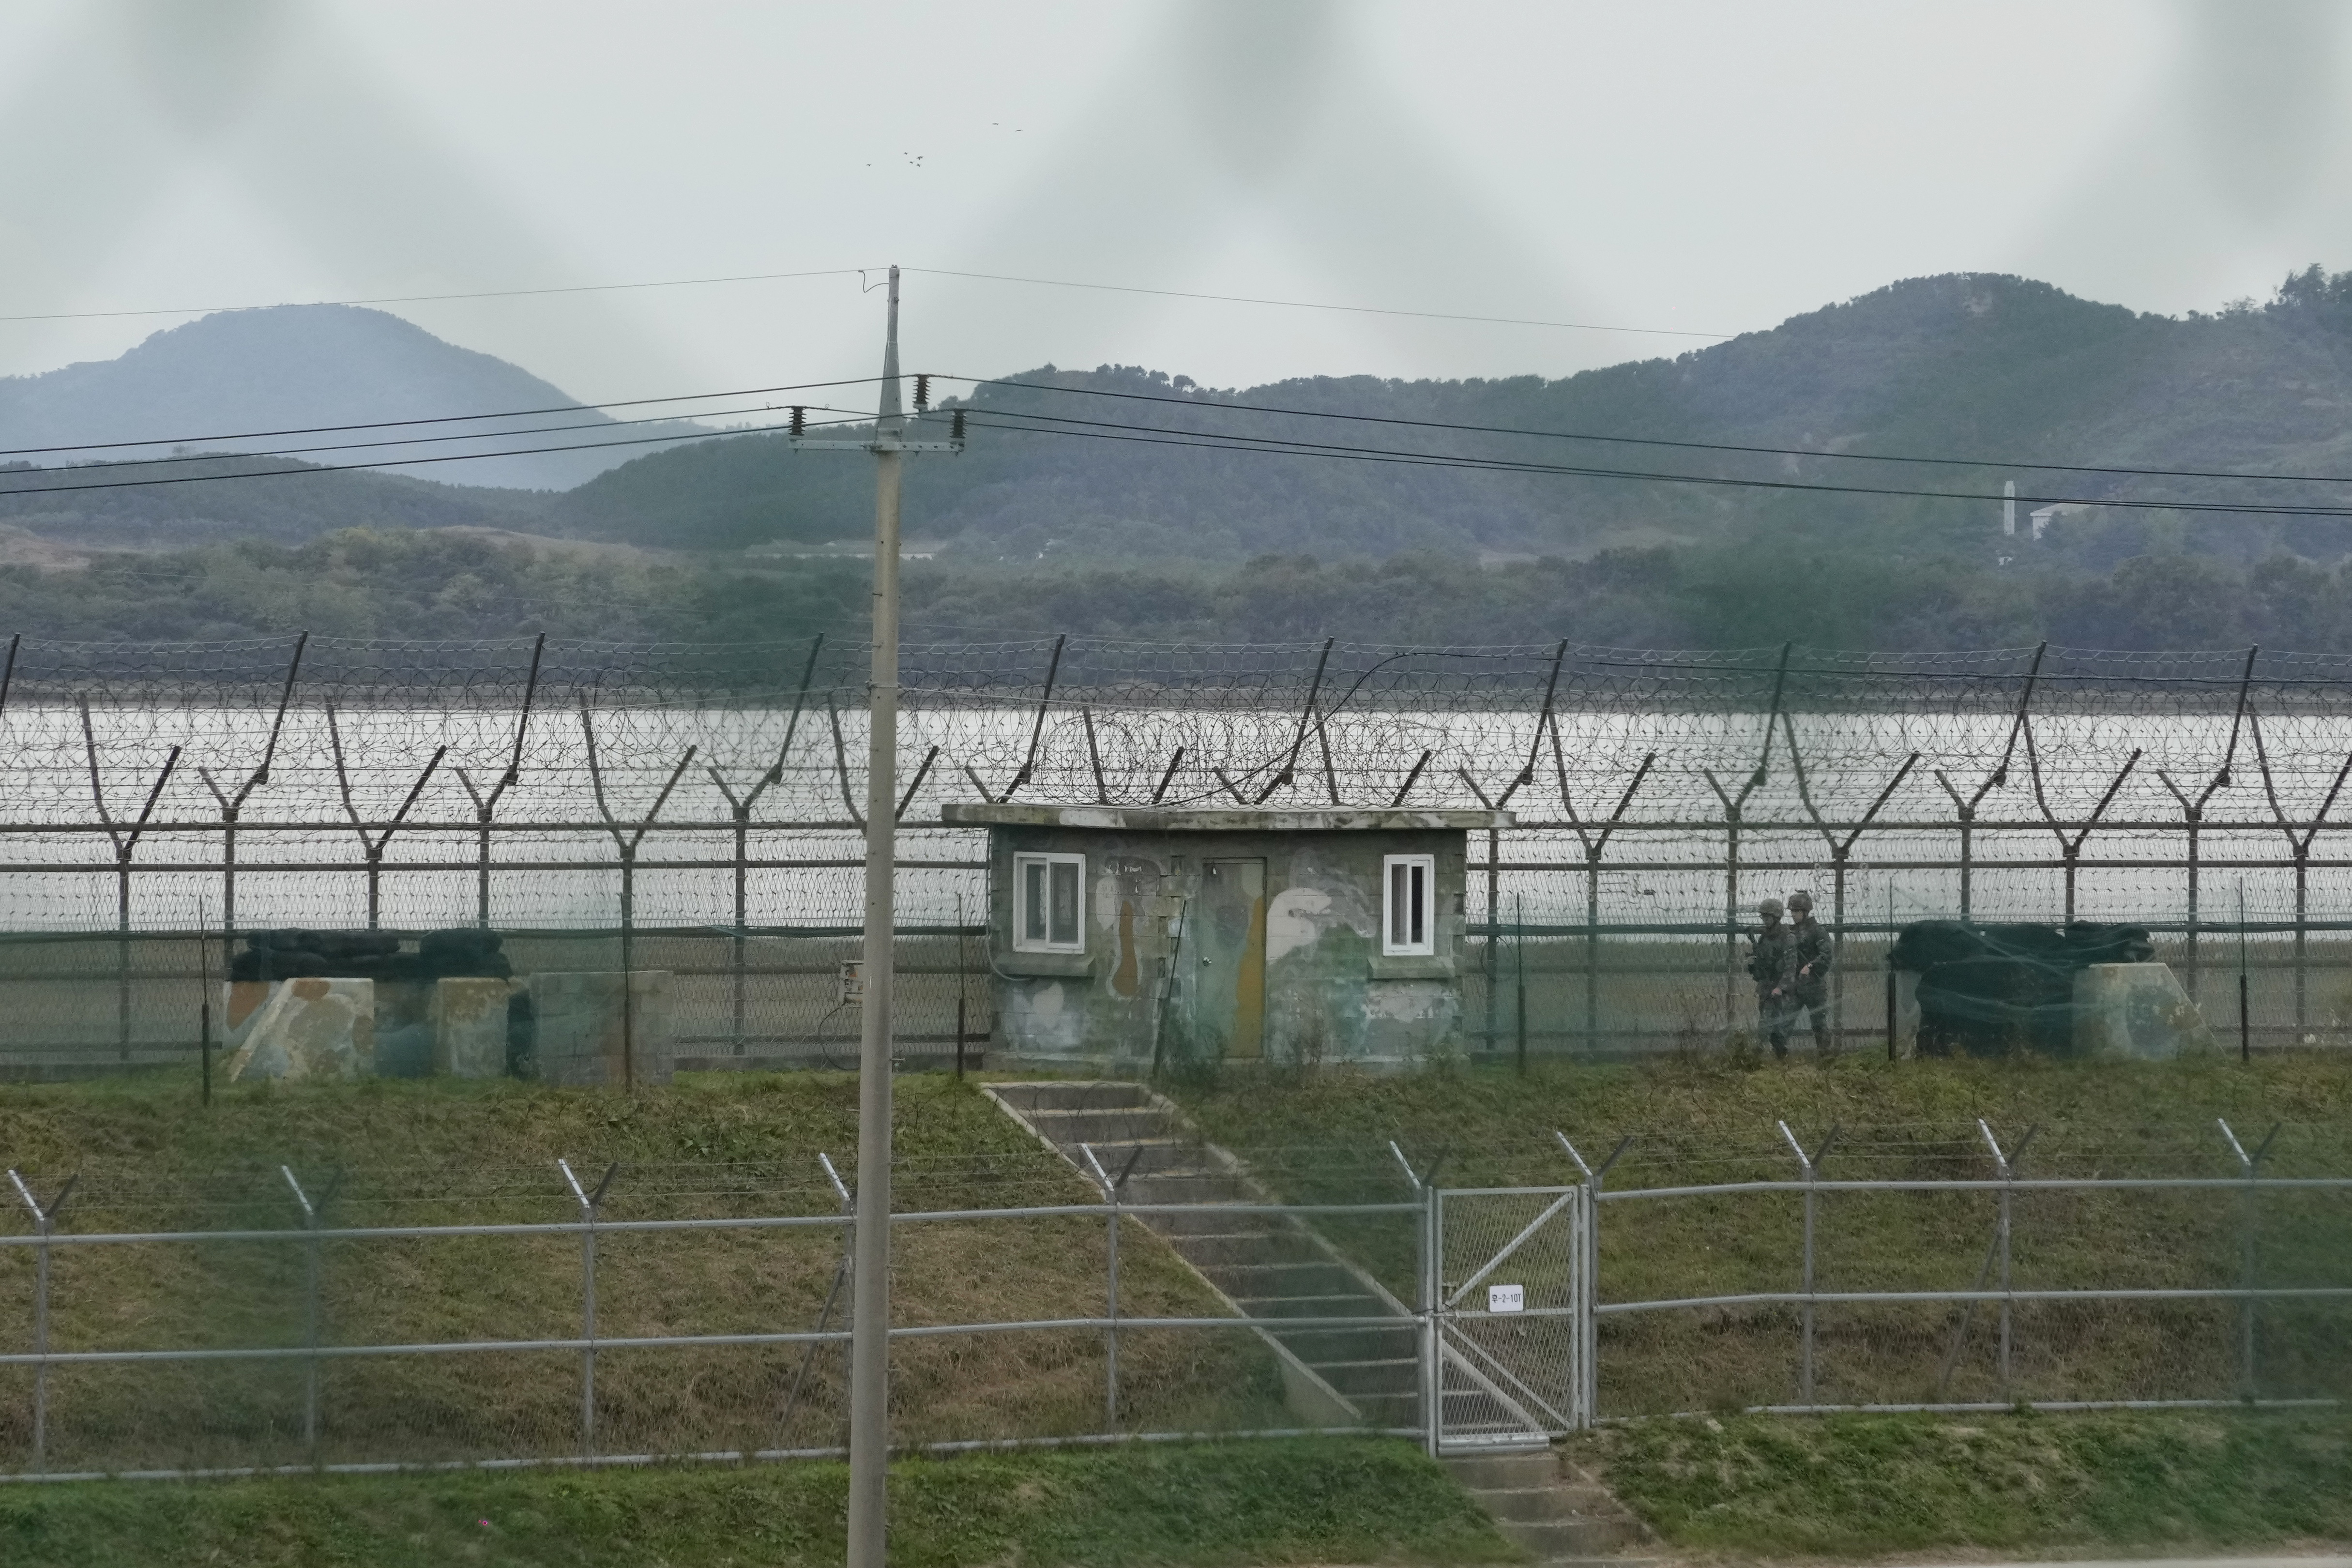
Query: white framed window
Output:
[[1014, 852, 1086, 953], [1383, 854, 1435, 957]]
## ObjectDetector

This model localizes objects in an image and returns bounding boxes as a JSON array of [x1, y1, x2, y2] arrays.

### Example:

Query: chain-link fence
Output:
[[11, 633, 2352, 1075], [1578, 1121, 2352, 1420], [3, 1127, 2344, 1477], [0, 1155, 1415, 1479]]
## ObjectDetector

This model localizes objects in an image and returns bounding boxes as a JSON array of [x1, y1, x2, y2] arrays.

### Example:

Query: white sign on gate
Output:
[[1487, 1282, 1525, 1314]]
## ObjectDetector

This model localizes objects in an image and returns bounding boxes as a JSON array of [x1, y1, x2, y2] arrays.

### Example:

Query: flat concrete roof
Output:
[[940, 804, 1514, 832]]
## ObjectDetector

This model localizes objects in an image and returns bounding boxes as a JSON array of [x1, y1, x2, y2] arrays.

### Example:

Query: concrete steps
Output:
[[1442, 1450, 1657, 1567], [985, 1079, 1419, 1432], [989, 1080, 1658, 1566]]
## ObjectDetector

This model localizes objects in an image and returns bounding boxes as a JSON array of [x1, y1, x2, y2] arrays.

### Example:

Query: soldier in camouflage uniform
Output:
[[1747, 897, 1800, 1059], [1787, 889, 1833, 1057]]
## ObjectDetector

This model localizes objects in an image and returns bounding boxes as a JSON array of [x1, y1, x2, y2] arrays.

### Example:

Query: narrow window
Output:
[[1022, 860, 1048, 944], [1014, 852, 1086, 953], [1050, 859, 1080, 946], [1383, 854, 1435, 957]]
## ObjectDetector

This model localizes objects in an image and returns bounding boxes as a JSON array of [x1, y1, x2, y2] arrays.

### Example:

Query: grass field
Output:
[[0, 1437, 1514, 1568], [0, 1071, 1287, 1473], [6, 1060, 2352, 1562], [1568, 1407, 2352, 1559], [1172, 1052, 2352, 1415]]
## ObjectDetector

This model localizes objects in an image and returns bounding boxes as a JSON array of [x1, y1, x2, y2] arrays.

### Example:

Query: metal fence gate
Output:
[[1430, 1185, 1586, 1451]]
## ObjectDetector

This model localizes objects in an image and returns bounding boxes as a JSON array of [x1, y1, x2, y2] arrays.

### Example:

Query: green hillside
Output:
[[549, 268, 2352, 568], [10, 269, 2352, 648]]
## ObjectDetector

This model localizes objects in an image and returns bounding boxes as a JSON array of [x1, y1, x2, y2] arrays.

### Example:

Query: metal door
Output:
[[1185, 858, 1266, 1059], [1432, 1186, 1585, 1449]]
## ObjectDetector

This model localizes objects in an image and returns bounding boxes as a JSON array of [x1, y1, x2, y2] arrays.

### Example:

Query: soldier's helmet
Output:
[[1758, 897, 1784, 919], [1788, 891, 1813, 914]]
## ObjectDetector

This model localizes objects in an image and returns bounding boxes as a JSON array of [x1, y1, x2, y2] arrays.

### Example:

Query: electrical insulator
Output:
[[789, 406, 805, 437], [951, 409, 966, 442], [913, 374, 930, 411]]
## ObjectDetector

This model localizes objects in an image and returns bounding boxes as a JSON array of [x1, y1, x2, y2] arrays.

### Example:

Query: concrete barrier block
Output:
[[433, 977, 519, 1078], [221, 978, 375, 1082], [526, 972, 672, 1087], [2074, 962, 2215, 1059]]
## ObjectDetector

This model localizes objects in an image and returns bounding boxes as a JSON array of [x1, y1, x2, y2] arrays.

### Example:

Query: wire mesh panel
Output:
[[1590, 1172, 2352, 1419], [1434, 1186, 1583, 1448]]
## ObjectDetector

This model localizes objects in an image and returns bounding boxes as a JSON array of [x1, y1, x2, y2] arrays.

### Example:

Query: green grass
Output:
[[1569, 1408, 2352, 1558], [0, 1437, 1514, 1568], [0, 1072, 1291, 1471], [1173, 1050, 2352, 1187]]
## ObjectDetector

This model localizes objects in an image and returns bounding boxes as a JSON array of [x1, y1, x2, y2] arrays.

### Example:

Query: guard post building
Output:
[[941, 804, 1512, 1071]]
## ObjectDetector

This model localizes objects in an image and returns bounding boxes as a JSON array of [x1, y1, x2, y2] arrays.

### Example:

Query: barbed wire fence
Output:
[[7, 632, 2352, 1073]]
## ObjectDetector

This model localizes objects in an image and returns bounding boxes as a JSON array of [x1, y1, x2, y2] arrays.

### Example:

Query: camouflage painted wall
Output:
[[944, 806, 1504, 1071]]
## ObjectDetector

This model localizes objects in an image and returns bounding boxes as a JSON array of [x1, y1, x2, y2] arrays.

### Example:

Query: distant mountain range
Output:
[[8, 271, 2352, 575], [0, 305, 703, 493]]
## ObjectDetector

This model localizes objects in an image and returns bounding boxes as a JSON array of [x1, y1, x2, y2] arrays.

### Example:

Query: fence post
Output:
[[6, 1170, 70, 1474], [732, 800, 749, 1051], [1583, 848, 1601, 1055], [2217, 1119, 2277, 1399], [777, 1154, 855, 1446], [1555, 1132, 1628, 1431], [1514, 894, 1528, 1075], [1703, 769, 1742, 1035], [280, 1165, 329, 1462], [1080, 1143, 1142, 1432], [1723, 799, 1740, 1033], [1884, 965, 1897, 1062], [1778, 1121, 1836, 1407], [1391, 1142, 1437, 1453], [1555, 744, 1651, 1061], [1485, 825, 1501, 1052], [82, 706, 181, 1066], [620, 847, 637, 1086], [2293, 849, 2308, 1039], [1974, 1120, 2037, 1398], [2185, 807, 2202, 1002], [1082, 1143, 1118, 1430], [560, 1159, 618, 1456]]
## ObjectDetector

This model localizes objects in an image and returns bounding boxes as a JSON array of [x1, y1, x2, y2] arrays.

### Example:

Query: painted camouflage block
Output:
[[221, 978, 376, 1082], [945, 805, 1505, 1071]]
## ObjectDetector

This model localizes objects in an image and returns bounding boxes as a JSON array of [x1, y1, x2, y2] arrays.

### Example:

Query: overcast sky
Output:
[[2, 0, 2350, 408]]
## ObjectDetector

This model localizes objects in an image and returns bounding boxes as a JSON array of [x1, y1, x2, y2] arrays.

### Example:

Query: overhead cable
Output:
[[949, 375, 2352, 489], [0, 412, 878, 500], [956, 408, 2352, 520], [0, 377, 885, 460]]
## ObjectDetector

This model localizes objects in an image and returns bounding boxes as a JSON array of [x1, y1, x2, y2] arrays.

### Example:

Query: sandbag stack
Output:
[[229, 927, 511, 983], [1889, 919, 2155, 1057]]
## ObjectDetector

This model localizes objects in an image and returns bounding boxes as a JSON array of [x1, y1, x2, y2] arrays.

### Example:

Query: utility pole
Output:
[[791, 265, 962, 1568]]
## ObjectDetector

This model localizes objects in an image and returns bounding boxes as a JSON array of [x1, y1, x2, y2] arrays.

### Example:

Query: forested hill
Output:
[[10, 269, 2352, 651], [553, 268, 2352, 572]]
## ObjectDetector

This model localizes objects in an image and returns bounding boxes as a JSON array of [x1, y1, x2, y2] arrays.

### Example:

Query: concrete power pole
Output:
[[791, 264, 962, 1568]]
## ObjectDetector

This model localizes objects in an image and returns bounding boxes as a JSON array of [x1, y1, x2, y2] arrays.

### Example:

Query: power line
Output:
[[949, 375, 2352, 490], [958, 408, 2352, 520], [908, 268, 1734, 340], [0, 412, 879, 500], [0, 269, 869, 326], [0, 377, 883, 460], [9, 400, 872, 480]]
